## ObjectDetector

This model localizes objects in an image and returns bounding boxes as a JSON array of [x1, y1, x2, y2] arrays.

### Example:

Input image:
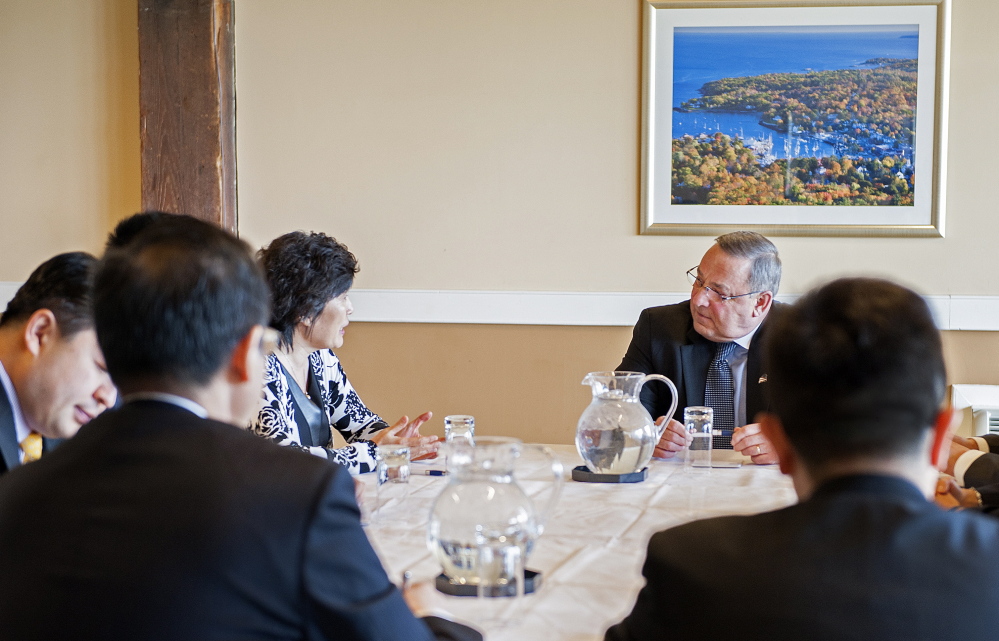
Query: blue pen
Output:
[[415, 469, 448, 476]]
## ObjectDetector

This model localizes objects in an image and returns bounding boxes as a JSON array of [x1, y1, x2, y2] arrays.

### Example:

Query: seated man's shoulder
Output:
[[647, 511, 762, 565], [638, 302, 694, 337]]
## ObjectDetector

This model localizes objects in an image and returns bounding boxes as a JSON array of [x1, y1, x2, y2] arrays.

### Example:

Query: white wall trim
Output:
[[1, 283, 993, 330], [347, 289, 974, 330]]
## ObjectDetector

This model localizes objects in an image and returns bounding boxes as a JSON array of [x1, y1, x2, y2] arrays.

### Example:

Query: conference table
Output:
[[360, 445, 797, 641]]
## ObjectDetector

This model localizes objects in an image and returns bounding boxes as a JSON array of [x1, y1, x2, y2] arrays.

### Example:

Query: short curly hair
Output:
[[258, 231, 359, 349]]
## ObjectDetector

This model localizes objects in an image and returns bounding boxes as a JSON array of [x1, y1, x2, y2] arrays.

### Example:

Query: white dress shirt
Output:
[[0, 361, 31, 463], [122, 392, 208, 419], [726, 324, 761, 428], [954, 437, 993, 488]]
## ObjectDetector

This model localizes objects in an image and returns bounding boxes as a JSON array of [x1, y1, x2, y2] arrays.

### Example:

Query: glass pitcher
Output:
[[576, 371, 678, 475], [428, 436, 564, 593]]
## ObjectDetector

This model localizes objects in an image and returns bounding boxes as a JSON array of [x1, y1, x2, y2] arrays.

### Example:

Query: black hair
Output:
[[258, 231, 358, 349], [0, 252, 97, 337], [764, 278, 946, 471], [105, 211, 185, 250], [94, 216, 270, 387]]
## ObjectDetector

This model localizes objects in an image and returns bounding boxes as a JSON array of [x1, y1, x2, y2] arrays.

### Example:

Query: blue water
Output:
[[671, 27, 919, 159]]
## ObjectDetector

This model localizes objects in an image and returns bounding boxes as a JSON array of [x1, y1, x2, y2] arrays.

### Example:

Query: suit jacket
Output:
[[605, 474, 999, 641], [960, 434, 999, 509], [0, 384, 59, 475], [617, 301, 780, 423], [0, 400, 480, 641]]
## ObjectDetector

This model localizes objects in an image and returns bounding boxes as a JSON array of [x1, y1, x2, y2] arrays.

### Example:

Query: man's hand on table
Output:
[[654, 418, 778, 464], [731, 423, 778, 465], [945, 439, 973, 477], [653, 417, 690, 459], [935, 475, 982, 510], [952, 435, 980, 451]]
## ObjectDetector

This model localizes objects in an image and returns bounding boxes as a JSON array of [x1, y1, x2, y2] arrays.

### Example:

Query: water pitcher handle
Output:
[[524, 444, 564, 537], [639, 374, 679, 442]]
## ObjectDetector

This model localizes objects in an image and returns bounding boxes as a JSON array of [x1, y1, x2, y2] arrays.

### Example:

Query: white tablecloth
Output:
[[360, 446, 796, 641]]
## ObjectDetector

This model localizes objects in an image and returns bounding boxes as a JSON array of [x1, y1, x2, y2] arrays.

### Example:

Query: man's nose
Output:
[[95, 379, 118, 410], [691, 284, 710, 306]]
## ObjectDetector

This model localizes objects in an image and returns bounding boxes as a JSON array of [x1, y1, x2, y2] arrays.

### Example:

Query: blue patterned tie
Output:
[[705, 341, 736, 449]]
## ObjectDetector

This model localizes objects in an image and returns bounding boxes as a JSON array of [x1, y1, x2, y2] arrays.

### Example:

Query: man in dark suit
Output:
[[0, 217, 479, 641], [618, 231, 782, 463], [0, 252, 116, 474], [937, 434, 999, 511], [605, 278, 999, 641]]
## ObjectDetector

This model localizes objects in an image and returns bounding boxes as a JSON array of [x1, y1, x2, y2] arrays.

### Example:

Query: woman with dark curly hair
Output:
[[251, 231, 438, 474]]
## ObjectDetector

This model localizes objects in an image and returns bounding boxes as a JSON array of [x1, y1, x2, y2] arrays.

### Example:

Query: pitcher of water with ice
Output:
[[575, 371, 678, 479]]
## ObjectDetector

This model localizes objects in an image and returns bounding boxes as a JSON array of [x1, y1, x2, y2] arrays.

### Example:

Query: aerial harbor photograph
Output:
[[670, 25, 919, 207]]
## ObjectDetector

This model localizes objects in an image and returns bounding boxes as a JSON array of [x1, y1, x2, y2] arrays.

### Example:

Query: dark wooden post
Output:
[[138, 0, 236, 232]]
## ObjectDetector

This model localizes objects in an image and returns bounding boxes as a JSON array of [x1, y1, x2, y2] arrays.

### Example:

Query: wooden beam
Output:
[[138, 0, 236, 231]]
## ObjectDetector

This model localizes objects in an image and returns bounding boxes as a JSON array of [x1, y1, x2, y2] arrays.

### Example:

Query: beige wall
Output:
[[3, 1, 999, 444], [0, 0, 140, 279], [234, 0, 999, 440], [236, 0, 999, 298], [338, 323, 999, 445]]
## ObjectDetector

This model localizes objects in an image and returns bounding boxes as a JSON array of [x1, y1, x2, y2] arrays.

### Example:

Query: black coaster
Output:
[[572, 465, 648, 484], [435, 569, 541, 597]]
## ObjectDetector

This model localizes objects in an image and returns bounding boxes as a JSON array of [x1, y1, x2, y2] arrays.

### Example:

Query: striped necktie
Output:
[[705, 341, 736, 449], [20, 431, 42, 463]]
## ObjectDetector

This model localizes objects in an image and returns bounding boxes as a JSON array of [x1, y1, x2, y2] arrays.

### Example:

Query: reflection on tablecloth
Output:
[[361, 445, 796, 641]]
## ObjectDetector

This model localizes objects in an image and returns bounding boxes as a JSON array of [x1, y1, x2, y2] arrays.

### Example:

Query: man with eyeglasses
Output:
[[618, 231, 782, 464]]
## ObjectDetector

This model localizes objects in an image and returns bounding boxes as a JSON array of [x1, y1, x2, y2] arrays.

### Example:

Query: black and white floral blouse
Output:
[[250, 350, 388, 474]]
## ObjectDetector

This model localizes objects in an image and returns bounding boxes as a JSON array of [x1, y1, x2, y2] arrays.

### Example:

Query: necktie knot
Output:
[[20, 431, 42, 463], [713, 341, 736, 362]]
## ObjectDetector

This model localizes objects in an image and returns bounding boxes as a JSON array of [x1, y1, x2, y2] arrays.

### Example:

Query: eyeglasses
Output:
[[686, 267, 765, 302]]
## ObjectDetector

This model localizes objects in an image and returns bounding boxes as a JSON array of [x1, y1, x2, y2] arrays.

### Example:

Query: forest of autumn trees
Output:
[[672, 134, 913, 206], [672, 59, 916, 206]]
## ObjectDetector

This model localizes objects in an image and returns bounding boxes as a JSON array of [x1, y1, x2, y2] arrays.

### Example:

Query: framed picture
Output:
[[640, 0, 951, 236]]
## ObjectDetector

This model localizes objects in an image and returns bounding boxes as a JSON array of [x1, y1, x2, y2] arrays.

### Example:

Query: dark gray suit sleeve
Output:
[[617, 310, 669, 419], [618, 309, 654, 374], [303, 468, 482, 641], [965, 453, 999, 490], [983, 435, 999, 452], [604, 532, 672, 641]]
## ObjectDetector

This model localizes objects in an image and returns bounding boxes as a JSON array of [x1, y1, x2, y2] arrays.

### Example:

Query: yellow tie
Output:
[[20, 432, 42, 463]]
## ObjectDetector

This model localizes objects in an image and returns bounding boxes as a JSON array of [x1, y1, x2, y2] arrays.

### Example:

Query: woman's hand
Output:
[[372, 411, 440, 460]]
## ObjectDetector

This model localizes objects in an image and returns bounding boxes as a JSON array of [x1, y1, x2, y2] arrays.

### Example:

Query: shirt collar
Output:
[[0, 360, 31, 444], [122, 392, 208, 419], [733, 322, 761, 351]]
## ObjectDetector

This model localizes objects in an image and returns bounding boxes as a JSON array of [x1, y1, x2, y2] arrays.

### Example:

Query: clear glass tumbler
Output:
[[684, 406, 713, 470], [444, 415, 475, 445], [376, 445, 411, 523]]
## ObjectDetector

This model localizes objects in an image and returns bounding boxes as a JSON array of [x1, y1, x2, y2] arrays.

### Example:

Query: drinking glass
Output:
[[376, 445, 411, 523], [684, 406, 713, 471], [473, 526, 525, 627], [444, 415, 475, 445]]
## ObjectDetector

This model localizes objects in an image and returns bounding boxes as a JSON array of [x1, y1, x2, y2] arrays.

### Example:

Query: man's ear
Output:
[[22, 309, 59, 357], [930, 406, 961, 470], [753, 291, 774, 317], [227, 325, 264, 384], [759, 412, 795, 476]]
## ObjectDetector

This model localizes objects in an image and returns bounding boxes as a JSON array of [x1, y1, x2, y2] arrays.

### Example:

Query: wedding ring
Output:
[[754, 445, 762, 456]]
